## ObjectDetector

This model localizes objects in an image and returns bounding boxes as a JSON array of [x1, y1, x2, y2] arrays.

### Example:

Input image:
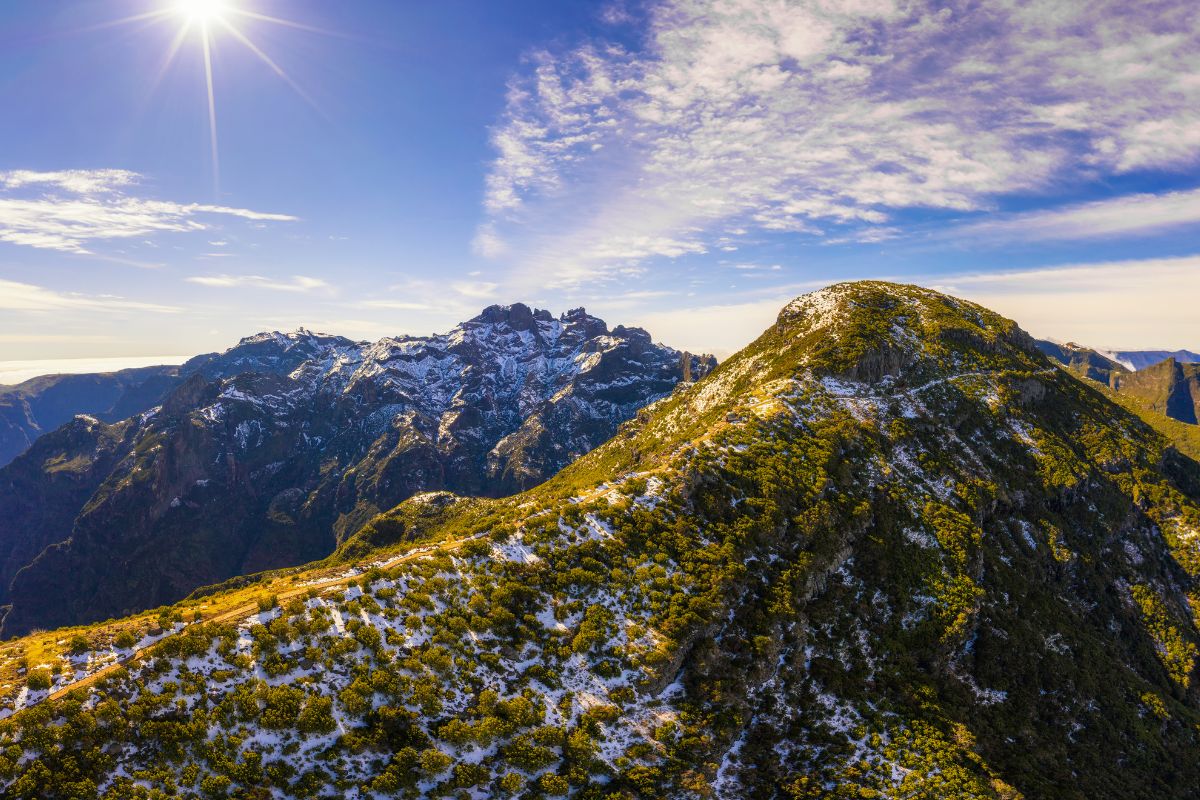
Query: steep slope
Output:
[[1113, 358, 1200, 425], [0, 306, 713, 636], [1039, 341, 1200, 440], [2, 282, 1197, 799], [0, 415, 145, 607], [1034, 340, 1127, 386], [0, 366, 181, 468]]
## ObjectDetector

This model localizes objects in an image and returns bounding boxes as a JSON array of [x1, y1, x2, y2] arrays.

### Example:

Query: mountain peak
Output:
[[7, 283, 1199, 798], [469, 302, 545, 330], [772, 281, 1040, 384], [0, 300, 711, 636]]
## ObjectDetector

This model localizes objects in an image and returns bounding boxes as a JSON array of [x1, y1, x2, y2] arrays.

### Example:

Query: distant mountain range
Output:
[[1036, 340, 1200, 426], [5, 282, 1198, 799], [0, 364, 185, 468], [4, 338, 1194, 470], [0, 305, 714, 636], [1104, 348, 1200, 371]]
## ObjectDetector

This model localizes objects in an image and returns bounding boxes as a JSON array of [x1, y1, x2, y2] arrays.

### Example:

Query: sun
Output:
[[173, 0, 233, 23], [96, 0, 327, 194]]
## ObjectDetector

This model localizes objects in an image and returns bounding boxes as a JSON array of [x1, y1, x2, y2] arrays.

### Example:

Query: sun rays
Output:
[[113, 1, 326, 193]]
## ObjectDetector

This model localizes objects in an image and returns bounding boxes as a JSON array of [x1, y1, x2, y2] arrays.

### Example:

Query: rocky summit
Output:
[[1, 282, 1196, 799], [0, 305, 713, 637]]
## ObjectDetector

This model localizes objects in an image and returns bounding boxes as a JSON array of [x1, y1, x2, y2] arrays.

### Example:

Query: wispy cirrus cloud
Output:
[[479, 0, 1200, 284], [185, 274, 329, 292], [0, 278, 180, 313], [0, 169, 297, 254], [952, 188, 1200, 243], [0, 169, 141, 195]]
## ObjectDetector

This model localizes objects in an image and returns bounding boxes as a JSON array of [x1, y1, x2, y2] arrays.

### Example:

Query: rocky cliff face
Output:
[[1113, 358, 1200, 425], [0, 306, 713, 636], [3, 282, 1197, 799]]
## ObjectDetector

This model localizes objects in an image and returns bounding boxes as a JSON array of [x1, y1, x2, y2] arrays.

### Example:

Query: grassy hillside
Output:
[[1, 283, 1198, 799]]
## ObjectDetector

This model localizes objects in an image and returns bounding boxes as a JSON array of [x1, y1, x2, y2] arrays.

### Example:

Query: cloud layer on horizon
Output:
[[478, 0, 1200, 285], [185, 274, 330, 292]]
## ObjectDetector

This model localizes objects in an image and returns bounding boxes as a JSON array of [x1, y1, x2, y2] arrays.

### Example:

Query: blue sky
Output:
[[1, 0, 1198, 367]]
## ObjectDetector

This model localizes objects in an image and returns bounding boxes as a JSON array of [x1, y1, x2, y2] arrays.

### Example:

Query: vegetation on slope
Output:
[[0, 283, 1197, 799]]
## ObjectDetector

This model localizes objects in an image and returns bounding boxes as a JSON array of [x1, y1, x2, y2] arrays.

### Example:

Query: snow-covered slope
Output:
[[0, 304, 714, 637], [4, 282, 1199, 799]]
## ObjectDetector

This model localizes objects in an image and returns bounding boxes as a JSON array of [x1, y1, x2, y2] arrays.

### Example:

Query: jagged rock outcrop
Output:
[[4, 282, 1198, 799], [0, 306, 713, 635]]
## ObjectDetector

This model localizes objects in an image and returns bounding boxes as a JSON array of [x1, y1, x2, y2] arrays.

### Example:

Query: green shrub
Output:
[[26, 671, 52, 691]]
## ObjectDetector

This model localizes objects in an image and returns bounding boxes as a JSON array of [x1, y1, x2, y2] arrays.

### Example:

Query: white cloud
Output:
[[361, 300, 431, 311], [953, 188, 1200, 242], [0, 169, 140, 195], [480, 0, 1200, 282], [0, 169, 297, 254], [471, 224, 508, 258], [632, 295, 793, 359], [366, 277, 504, 320], [451, 280, 500, 299], [185, 274, 329, 292], [0, 278, 180, 313]]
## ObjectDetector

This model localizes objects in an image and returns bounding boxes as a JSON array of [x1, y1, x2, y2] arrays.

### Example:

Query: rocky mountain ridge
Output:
[[1, 282, 1197, 799], [0, 304, 714, 636], [1105, 348, 1200, 371]]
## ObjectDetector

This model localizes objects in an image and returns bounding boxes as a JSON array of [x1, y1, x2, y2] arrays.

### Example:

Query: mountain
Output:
[[1107, 349, 1200, 371], [0, 366, 184, 468], [1035, 341, 1200, 385], [1112, 358, 1200, 425], [0, 305, 714, 637], [0, 331, 372, 470], [2, 282, 1197, 799], [1034, 340, 1126, 386], [1036, 341, 1200, 459]]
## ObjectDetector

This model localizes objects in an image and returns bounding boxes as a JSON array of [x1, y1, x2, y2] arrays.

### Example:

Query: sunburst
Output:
[[109, 0, 325, 192]]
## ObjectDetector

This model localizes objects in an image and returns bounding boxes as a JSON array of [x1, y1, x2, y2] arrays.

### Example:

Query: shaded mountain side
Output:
[[1038, 340, 1200, 434], [0, 415, 145, 604], [0, 366, 181, 468], [0, 330, 370, 469], [0, 305, 714, 636], [1105, 390, 1200, 462], [1035, 339, 1127, 385], [3, 282, 1198, 800], [1113, 358, 1200, 425]]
